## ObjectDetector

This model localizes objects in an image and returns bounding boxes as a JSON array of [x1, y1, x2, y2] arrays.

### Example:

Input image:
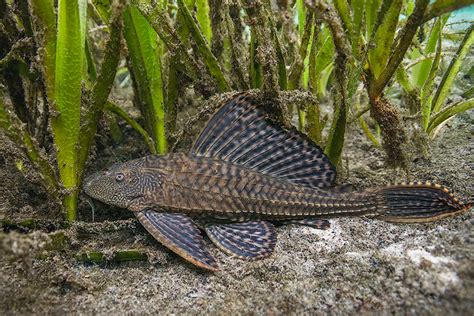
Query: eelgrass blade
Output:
[[249, 28, 263, 89], [307, 26, 322, 145], [318, 62, 334, 98], [334, 0, 353, 34], [51, 0, 87, 222], [350, 0, 364, 57], [296, 0, 305, 37], [370, 0, 430, 97], [421, 18, 445, 131], [431, 25, 474, 113], [288, 12, 314, 90], [133, 2, 200, 82], [422, 0, 474, 23], [195, 0, 212, 43], [92, 0, 112, 22], [411, 16, 448, 87], [314, 26, 335, 89], [368, 0, 403, 79], [29, 0, 56, 101], [427, 98, 474, 136], [265, 7, 287, 90], [123, 7, 167, 154]]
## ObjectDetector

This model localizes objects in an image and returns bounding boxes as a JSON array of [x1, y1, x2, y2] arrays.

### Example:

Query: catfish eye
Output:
[[115, 173, 125, 182]]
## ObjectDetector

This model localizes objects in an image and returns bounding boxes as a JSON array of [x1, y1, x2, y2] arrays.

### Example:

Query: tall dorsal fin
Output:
[[190, 92, 336, 189]]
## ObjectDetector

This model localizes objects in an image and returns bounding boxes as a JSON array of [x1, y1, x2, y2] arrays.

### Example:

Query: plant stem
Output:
[[308, 0, 351, 165], [105, 101, 157, 154], [0, 92, 59, 199], [78, 3, 123, 180], [371, 0, 429, 97], [422, 0, 474, 23], [177, 0, 230, 92]]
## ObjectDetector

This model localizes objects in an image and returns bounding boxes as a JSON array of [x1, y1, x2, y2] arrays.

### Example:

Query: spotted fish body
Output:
[[84, 93, 471, 271], [116, 154, 381, 220]]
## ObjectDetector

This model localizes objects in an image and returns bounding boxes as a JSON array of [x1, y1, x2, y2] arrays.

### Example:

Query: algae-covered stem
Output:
[[308, 0, 351, 165]]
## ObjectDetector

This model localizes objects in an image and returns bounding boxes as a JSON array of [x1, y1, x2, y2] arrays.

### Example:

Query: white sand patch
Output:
[[381, 244, 461, 292], [406, 249, 454, 266], [438, 271, 461, 287], [344, 251, 369, 260], [299, 220, 346, 251], [382, 242, 406, 257]]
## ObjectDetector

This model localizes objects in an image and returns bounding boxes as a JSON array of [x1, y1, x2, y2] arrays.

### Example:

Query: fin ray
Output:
[[137, 210, 218, 271], [205, 221, 277, 260], [374, 184, 470, 223], [191, 93, 336, 189]]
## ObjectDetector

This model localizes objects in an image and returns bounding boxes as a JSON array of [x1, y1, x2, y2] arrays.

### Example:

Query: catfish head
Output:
[[83, 156, 167, 212]]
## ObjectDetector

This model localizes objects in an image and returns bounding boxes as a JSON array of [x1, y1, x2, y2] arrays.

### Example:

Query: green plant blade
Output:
[[51, 0, 87, 222], [307, 30, 322, 145], [295, 0, 305, 37], [29, 0, 56, 101], [427, 98, 474, 136], [334, 0, 353, 34], [123, 7, 167, 154], [411, 15, 449, 88], [351, 0, 364, 57], [195, 0, 212, 43], [249, 28, 263, 89], [314, 27, 335, 79], [365, 0, 380, 39], [368, 0, 403, 79], [421, 18, 445, 131], [431, 25, 474, 113], [318, 62, 334, 98], [92, 0, 111, 22]]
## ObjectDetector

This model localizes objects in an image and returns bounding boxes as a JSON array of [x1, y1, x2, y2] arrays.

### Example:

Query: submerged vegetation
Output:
[[0, 0, 473, 222]]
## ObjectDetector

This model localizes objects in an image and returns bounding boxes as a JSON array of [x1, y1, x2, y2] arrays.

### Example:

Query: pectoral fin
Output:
[[205, 221, 276, 260], [136, 210, 218, 271]]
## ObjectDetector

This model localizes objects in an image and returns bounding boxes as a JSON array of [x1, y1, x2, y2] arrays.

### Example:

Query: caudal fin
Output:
[[373, 182, 471, 223]]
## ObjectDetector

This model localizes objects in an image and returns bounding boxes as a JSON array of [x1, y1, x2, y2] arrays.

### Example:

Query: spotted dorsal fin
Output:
[[205, 221, 276, 259], [136, 210, 218, 271], [190, 93, 336, 189]]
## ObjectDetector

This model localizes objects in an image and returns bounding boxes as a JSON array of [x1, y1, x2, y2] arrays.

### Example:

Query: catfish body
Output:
[[84, 93, 471, 271], [86, 153, 383, 221]]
